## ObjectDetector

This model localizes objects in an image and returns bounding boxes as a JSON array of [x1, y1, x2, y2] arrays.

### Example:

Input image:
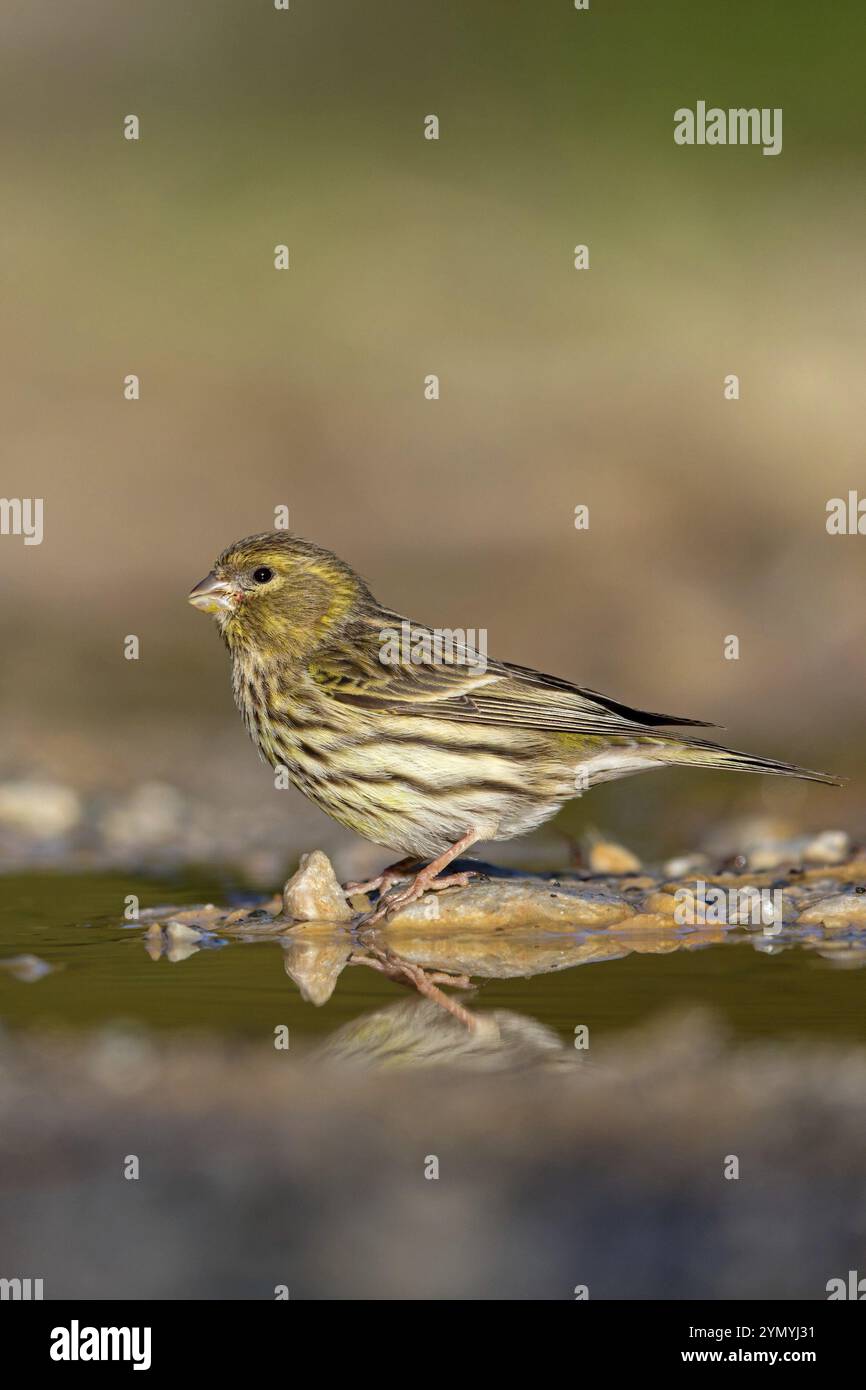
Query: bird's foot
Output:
[[349, 945, 472, 991], [343, 856, 418, 898], [357, 867, 478, 928], [348, 944, 478, 1028], [353, 828, 482, 928]]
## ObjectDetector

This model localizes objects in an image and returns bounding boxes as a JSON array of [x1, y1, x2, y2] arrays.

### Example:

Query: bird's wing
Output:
[[309, 613, 716, 738]]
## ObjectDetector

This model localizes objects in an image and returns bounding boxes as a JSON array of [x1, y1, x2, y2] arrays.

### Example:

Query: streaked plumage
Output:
[[189, 533, 838, 914]]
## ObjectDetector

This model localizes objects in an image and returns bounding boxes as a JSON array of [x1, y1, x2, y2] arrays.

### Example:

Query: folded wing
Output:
[[308, 612, 717, 739]]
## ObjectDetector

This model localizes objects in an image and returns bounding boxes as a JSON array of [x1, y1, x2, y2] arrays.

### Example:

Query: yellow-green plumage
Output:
[[189, 532, 838, 865]]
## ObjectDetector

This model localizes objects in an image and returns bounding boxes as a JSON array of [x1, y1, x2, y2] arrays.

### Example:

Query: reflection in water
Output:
[[282, 935, 352, 1005], [312, 998, 573, 1071], [132, 882, 866, 1067], [5, 865, 866, 1055], [277, 918, 730, 1059]]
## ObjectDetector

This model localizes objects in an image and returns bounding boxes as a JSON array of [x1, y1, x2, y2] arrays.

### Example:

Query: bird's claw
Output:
[[355, 868, 478, 929], [343, 857, 418, 899]]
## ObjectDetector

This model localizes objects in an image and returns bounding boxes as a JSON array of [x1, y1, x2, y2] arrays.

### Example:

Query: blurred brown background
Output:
[[2, 0, 865, 868]]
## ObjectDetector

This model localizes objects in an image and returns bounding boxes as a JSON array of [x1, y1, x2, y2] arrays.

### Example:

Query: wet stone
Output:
[[118, 840, 866, 1002], [282, 850, 353, 923], [798, 893, 866, 929], [380, 878, 635, 931]]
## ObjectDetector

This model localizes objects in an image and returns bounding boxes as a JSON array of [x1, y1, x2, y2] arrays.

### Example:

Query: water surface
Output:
[[2, 872, 865, 1049]]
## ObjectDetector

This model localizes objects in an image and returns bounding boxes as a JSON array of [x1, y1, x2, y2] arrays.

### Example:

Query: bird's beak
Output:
[[188, 572, 234, 614]]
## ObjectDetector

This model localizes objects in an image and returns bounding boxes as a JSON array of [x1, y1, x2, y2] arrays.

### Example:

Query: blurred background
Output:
[[3, 0, 866, 1305], [2, 0, 865, 874]]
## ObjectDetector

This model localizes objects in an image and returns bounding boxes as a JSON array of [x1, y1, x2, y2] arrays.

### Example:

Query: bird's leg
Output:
[[348, 948, 473, 990], [343, 856, 418, 897], [348, 946, 478, 1029], [358, 828, 481, 926]]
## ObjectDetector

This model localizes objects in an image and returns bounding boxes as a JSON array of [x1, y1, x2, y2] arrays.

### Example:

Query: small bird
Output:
[[189, 533, 838, 921]]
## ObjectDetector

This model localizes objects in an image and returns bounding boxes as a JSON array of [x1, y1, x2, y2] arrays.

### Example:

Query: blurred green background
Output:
[[3, 0, 865, 868]]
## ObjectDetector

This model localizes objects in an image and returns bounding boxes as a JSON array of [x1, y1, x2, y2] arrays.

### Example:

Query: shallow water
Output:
[[2, 872, 865, 1049]]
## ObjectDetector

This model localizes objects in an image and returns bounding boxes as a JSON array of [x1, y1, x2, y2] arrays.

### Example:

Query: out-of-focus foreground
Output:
[[2, 1009, 865, 1299]]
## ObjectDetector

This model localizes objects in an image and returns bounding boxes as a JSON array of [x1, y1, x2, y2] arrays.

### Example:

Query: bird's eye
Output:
[[252, 566, 273, 584]]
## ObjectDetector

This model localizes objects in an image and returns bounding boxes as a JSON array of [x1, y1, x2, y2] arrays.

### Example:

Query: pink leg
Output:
[[343, 856, 418, 897], [358, 828, 480, 926], [349, 946, 479, 1029]]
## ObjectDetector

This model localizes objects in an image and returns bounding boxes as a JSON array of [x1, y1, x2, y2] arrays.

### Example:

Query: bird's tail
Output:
[[655, 736, 842, 787]]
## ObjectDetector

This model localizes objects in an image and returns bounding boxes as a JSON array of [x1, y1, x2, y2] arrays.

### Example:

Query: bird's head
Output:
[[188, 532, 371, 661]]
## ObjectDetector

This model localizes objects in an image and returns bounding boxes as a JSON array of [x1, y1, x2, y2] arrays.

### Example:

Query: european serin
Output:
[[189, 533, 837, 921]]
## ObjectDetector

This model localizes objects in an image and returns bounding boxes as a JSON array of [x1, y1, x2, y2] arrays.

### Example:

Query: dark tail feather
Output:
[[660, 737, 843, 787], [579, 687, 720, 729]]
